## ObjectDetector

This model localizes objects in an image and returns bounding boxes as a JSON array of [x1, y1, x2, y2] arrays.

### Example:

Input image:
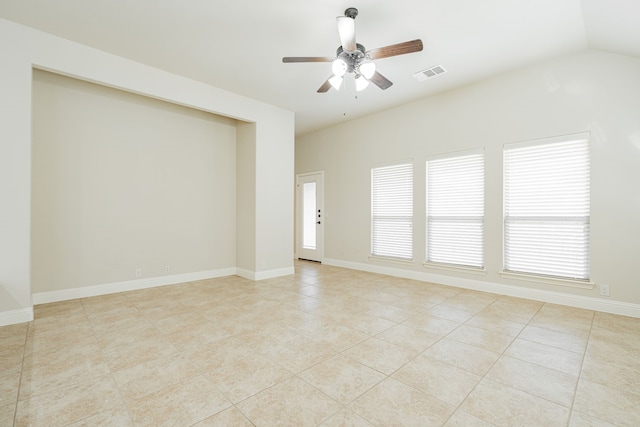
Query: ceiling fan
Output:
[[282, 7, 423, 93]]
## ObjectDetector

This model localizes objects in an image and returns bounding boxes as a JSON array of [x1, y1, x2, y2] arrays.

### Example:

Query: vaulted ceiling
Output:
[[2, 0, 639, 136]]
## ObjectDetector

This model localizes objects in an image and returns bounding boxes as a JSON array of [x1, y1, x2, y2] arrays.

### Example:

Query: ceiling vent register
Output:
[[413, 65, 447, 82]]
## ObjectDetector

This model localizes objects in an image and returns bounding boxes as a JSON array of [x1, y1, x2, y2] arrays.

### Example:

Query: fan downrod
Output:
[[344, 7, 358, 19]]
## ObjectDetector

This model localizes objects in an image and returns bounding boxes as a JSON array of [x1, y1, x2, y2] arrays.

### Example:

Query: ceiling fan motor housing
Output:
[[336, 44, 366, 73]]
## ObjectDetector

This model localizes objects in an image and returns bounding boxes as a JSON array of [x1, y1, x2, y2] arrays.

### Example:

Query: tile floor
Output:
[[1, 260, 640, 426]]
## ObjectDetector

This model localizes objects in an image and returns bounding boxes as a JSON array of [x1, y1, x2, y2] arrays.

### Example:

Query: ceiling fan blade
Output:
[[317, 79, 332, 93], [336, 16, 356, 52], [367, 39, 423, 60], [282, 56, 333, 63], [369, 71, 393, 90]]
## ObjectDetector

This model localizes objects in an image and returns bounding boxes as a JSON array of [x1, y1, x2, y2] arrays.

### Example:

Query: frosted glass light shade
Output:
[[331, 59, 348, 77], [355, 75, 369, 91], [329, 75, 343, 90], [359, 60, 376, 79]]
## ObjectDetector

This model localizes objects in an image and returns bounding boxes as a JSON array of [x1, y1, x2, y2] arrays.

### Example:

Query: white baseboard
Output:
[[236, 266, 296, 281], [324, 258, 640, 318], [0, 306, 33, 327], [32, 265, 297, 306], [32, 268, 236, 305]]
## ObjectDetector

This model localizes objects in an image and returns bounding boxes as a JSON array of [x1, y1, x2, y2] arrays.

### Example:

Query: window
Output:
[[426, 150, 484, 268], [371, 162, 413, 260], [504, 133, 590, 280]]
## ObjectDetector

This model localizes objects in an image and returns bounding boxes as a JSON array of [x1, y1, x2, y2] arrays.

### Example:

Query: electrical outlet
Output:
[[164, 265, 171, 273], [135, 268, 142, 278], [599, 283, 610, 297]]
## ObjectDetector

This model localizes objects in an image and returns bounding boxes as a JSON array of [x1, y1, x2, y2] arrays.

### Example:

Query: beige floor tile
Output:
[[466, 311, 526, 337], [165, 320, 240, 350], [184, 335, 256, 371], [481, 296, 543, 324], [261, 333, 338, 374], [0, 322, 28, 339], [93, 319, 164, 351], [350, 377, 455, 426], [127, 375, 231, 427], [529, 303, 594, 337], [148, 311, 210, 335], [19, 350, 111, 399], [66, 406, 135, 427], [446, 290, 499, 310], [592, 312, 640, 334], [113, 353, 201, 401], [423, 337, 500, 376], [444, 410, 495, 427], [0, 344, 24, 377], [204, 353, 293, 403], [303, 324, 370, 353], [9, 262, 640, 425], [236, 377, 342, 426], [320, 407, 375, 426], [460, 379, 570, 426], [341, 313, 397, 336], [447, 324, 514, 353], [101, 335, 179, 371], [504, 338, 583, 376], [0, 332, 27, 348], [402, 312, 461, 335], [15, 375, 123, 426], [568, 410, 617, 427], [27, 310, 90, 332], [193, 406, 254, 427], [26, 322, 96, 356], [375, 323, 442, 353], [485, 355, 578, 407], [0, 404, 15, 427], [299, 354, 386, 404], [343, 337, 417, 375], [519, 325, 588, 354], [586, 334, 640, 367], [581, 351, 640, 395], [573, 379, 640, 426], [366, 304, 414, 323], [428, 303, 477, 323], [136, 302, 194, 322], [392, 354, 481, 406], [83, 302, 140, 323], [0, 372, 20, 407], [33, 299, 85, 319]]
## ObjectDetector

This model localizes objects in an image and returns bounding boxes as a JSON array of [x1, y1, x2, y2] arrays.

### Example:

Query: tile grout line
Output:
[[564, 309, 595, 426], [12, 320, 30, 427]]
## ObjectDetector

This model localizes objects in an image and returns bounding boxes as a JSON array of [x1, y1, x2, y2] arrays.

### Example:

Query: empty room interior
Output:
[[1, 1, 639, 426]]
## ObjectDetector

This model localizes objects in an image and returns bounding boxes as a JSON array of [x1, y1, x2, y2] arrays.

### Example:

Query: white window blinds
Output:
[[426, 151, 484, 268], [371, 162, 413, 260], [504, 134, 590, 280]]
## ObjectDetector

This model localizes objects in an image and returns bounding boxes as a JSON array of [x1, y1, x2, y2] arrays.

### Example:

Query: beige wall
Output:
[[296, 50, 640, 311], [1, 19, 294, 325], [31, 70, 238, 292]]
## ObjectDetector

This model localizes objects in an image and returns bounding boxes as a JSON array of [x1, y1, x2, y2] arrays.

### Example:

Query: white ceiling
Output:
[[2, 0, 639, 136]]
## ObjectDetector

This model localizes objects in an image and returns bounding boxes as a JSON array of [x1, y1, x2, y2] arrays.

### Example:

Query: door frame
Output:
[[295, 170, 324, 262]]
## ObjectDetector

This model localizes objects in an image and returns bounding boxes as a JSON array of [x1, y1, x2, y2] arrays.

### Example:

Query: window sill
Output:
[[368, 255, 414, 266], [499, 270, 595, 290], [423, 262, 486, 276]]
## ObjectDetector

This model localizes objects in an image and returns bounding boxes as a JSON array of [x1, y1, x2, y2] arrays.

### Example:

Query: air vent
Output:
[[413, 65, 447, 82]]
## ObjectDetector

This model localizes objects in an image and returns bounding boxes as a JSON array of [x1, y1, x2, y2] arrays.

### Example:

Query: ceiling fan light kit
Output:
[[282, 7, 423, 93]]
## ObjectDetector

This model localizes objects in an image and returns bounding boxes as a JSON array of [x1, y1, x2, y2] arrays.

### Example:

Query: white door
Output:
[[296, 171, 324, 262]]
